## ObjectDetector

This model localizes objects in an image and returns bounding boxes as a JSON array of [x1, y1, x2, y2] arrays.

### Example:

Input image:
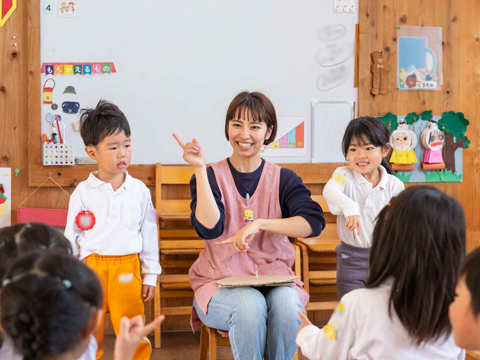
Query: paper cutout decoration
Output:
[[420, 121, 445, 170], [92, 63, 102, 75], [42, 63, 117, 75], [389, 122, 418, 170], [0, 0, 17, 27], [73, 64, 82, 75], [51, 103, 58, 110], [63, 86, 76, 94], [54, 64, 64, 75], [64, 64, 74, 75], [43, 79, 55, 104], [59, 1, 76, 17], [75, 210, 95, 231], [45, 64, 54, 76], [371, 51, 389, 95], [83, 64, 92, 75], [102, 64, 111, 74], [62, 101, 80, 114]]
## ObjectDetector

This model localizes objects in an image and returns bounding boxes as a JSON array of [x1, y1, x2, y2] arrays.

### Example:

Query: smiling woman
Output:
[[173, 91, 326, 360]]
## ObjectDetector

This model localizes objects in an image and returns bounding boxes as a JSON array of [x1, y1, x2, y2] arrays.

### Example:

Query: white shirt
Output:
[[64, 171, 161, 286], [296, 280, 465, 360], [322, 166, 404, 248], [0, 334, 97, 360]]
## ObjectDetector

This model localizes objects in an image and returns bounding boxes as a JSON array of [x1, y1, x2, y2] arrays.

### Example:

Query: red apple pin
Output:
[[75, 210, 96, 231]]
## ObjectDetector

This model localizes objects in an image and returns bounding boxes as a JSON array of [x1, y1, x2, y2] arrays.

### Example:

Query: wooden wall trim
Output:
[[28, 163, 344, 187]]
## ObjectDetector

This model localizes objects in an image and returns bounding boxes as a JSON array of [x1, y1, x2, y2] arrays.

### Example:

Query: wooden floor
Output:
[[103, 332, 234, 360], [102, 332, 307, 359]]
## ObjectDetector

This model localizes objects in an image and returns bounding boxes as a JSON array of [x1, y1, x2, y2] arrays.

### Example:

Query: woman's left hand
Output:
[[216, 220, 262, 252]]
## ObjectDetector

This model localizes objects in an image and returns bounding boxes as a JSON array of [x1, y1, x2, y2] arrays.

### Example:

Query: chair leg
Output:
[[154, 283, 162, 348], [199, 324, 209, 360], [293, 243, 302, 281], [293, 349, 299, 360], [207, 327, 217, 360]]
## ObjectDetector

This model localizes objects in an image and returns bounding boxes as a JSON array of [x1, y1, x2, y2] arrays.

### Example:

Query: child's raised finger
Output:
[[172, 134, 186, 149]]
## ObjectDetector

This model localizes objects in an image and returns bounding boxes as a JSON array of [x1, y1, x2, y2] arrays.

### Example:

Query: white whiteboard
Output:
[[41, 0, 358, 164], [312, 101, 354, 162]]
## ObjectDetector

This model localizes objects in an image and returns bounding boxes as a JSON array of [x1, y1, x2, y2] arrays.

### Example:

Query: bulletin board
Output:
[[40, 0, 358, 165]]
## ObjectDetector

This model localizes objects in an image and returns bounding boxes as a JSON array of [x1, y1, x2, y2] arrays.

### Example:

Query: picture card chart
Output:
[[0, 168, 12, 227], [261, 117, 308, 158]]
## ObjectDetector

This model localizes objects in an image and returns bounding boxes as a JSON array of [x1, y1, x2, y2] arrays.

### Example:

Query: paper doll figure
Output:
[[244, 208, 254, 223], [390, 123, 418, 165], [421, 121, 445, 163], [420, 121, 446, 170]]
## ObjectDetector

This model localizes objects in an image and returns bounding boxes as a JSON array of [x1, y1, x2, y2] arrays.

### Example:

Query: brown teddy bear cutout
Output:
[[371, 51, 389, 95]]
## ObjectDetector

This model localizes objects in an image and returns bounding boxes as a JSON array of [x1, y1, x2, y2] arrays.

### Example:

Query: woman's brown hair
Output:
[[367, 185, 466, 345], [225, 91, 277, 145]]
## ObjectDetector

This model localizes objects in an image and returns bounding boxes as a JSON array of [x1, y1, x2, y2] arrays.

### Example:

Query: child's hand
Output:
[[114, 315, 165, 360], [173, 134, 206, 168], [296, 311, 313, 339], [345, 215, 361, 235], [142, 285, 155, 302], [216, 220, 261, 252]]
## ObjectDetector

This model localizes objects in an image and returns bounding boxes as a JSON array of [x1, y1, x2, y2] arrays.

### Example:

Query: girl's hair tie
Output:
[[2, 279, 12, 287], [63, 279, 72, 289]]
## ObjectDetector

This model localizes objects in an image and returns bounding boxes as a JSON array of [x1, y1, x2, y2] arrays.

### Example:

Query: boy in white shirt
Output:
[[64, 100, 161, 360]]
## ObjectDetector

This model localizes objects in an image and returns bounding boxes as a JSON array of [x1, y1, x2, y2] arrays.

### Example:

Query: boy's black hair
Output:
[[342, 116, 394, 175], [79, 99, 131, 146], [0, 251, 103, 360], [459, 247, 480, 317], [367, 185, 466, 346]]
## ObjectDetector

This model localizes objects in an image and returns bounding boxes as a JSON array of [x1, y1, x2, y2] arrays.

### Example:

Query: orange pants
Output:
[[83, 254, 151, 360]]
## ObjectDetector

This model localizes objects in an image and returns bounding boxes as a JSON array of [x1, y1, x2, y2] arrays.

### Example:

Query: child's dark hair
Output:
[[342, 116, 394, 174], [0, 251, 103, 360], [367, 186, 466, 346], [458, 247, 480, 318], [0, 223, 72, 282], [79, 99, 131, 146], [225, 91, 277, 145]]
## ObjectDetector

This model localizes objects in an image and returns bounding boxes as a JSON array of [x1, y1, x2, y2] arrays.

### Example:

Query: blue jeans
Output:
[[193, 286, 304, 360]]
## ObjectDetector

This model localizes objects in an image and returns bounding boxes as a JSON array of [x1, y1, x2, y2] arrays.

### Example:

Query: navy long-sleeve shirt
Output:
[[190, 159, 326, 239]]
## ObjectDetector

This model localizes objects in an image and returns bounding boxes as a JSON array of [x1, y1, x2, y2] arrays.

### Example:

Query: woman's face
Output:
[[228, 110, 272, 159]]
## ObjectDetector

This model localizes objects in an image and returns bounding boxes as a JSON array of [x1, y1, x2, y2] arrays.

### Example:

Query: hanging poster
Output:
[[397, 26, 443, 91]]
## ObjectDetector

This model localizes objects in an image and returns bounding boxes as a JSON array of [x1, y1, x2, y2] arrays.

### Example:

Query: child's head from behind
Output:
[[80, 100, 131, 174], [368, 186, 466, 345], [225, 92, 277, 158], [342, 116, 392, 175], [1, 251, 103, 360], [0, 222, 72, 281], [449, 247, 480, 351]]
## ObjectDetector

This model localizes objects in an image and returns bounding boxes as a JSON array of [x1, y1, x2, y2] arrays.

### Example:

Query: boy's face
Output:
[[449, 277, 480, 351], [86, 130, 131, 176]]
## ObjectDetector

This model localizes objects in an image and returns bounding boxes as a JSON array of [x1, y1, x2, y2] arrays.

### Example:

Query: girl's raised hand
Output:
[[114, 315, 165, 360], [345, 215, 361, 235], [173, 134, 206, 168]]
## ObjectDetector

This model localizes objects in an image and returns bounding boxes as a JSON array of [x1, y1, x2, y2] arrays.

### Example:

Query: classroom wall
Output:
[[0, 0, 479, 333], [358, 0, 480, 250]]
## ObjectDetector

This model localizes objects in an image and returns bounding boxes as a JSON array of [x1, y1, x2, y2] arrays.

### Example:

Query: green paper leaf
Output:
[[378, 112, 398, 132], [405, 112, 419, 124], [420, 110, 433, 121], [438, 111, 470, 143]]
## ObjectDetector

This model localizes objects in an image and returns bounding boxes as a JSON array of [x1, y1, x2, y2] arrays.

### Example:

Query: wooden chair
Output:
[[289, 166, 341, 320], [198, 243, 302, 360], [154, 163, 205, 348]]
